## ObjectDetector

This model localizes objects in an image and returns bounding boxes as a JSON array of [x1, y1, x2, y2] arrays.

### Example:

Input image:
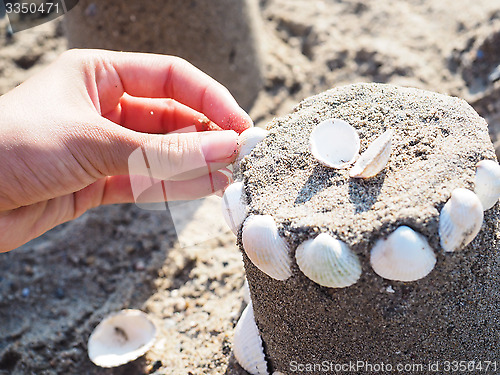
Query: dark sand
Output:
[[240, 83, 500, 374], [1, 0, 500, 373]]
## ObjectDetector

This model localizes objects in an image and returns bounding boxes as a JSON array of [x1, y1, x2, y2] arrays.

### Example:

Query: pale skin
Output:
[[0, 49, 253, 252]]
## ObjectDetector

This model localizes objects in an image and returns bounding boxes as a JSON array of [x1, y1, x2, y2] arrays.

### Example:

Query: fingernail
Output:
[[213, 168, 233, 197], [212, 170, 232, 194], [201, 130, 238, 162], [218, 168, 234, 180], [198, 116, 223, 131]]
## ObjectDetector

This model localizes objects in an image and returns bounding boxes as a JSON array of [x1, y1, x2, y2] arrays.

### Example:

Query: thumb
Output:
[[84, 120, 238, 180], [132, 129, 239, 181]]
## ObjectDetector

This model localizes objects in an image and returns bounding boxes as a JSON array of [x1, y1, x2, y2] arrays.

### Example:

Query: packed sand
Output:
[[241, 83, 500, 372], [1, 1, 500, 374]]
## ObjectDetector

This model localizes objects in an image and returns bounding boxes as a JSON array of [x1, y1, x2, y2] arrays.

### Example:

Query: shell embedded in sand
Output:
[[370, 226, 436, 282], [233, 302, 268, 375], [87, 309, 156, 368], [242, 278, 251, 304], [439, 188, 484, 252], [349, 129, 393, 178], [221, 181, 247, 234], [474, 160, 500, 210], [295, 233, 361, 288], [235, 127, 269, 165], [242, 215, 292, 280], [309, 118, 360, 169]]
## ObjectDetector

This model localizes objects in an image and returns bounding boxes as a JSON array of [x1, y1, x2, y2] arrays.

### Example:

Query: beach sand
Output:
[[0, 1, 499, 374], [240, 83, 500, 373]]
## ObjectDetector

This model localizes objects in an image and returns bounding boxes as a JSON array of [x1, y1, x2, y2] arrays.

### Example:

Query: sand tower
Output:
[[63, 0, 264, 110], [223, 83, 500, 374]]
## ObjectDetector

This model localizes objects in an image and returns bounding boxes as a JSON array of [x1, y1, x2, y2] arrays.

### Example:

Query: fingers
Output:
[[0, 170, 231, 252], [80, 117, 238, 181], [131, 129, 238, 181], [104, 94, 223, 134], [82, 49, 253, 133], [99, 170, 231, 205]]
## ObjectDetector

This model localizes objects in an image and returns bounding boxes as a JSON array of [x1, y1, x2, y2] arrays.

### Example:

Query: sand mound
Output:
[[240, 83, 500, 372]]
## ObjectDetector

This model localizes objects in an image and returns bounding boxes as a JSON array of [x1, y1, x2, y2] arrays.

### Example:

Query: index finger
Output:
[[94, 50, 253, 133]]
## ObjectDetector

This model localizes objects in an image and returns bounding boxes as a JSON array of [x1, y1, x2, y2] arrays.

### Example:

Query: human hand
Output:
[[0, 49, 253, 252]]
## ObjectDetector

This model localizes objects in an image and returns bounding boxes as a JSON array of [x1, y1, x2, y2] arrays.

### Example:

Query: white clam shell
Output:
[[350, 129, 393, 178], [296, 233, 361, 288], [310, 118, 360, 169], [235, 127, 269, 165], [221, 182, 247, 234], [233, 302, 268, 375], [439, 188, 484, 252], [242, 215, 292, 280], [370, 226, 436, 282], [242, 278, 251, 304], [88, 309, 156, 368], [474, 160, 500, 210]]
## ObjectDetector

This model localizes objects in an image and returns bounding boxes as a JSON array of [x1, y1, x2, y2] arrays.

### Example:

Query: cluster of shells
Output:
[[222, 120, 500, 375]]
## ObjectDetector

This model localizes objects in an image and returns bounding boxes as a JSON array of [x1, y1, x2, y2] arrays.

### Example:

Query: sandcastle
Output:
[[223, 83, 500, 374], [63, 0, 263, 110]]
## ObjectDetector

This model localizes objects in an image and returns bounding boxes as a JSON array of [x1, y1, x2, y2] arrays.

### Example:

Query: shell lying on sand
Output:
[[87, 309, 156, 368], [242, 215, 292, 280], [349, 129, 393, 178], [295, 233, 361, 288], [235, 127, 269, 165], [370, 226, 436, 282], [309, 118, 360, 169], [439, 188, 484, 252], [233, 302, 269, 375], [474, 160, 500, 210], [221, 181, 247, 234]]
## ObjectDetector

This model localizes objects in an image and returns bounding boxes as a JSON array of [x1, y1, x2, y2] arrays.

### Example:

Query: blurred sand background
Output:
[[0, 0, 499, 374]]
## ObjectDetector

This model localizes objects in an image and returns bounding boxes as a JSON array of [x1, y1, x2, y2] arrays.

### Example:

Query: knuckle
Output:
[[169, 55, 189, 67], [59, 48, 86, 63], [58, 49, 104, 68], [158, 134, 199, 178], [163, 98, 177, 110]]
